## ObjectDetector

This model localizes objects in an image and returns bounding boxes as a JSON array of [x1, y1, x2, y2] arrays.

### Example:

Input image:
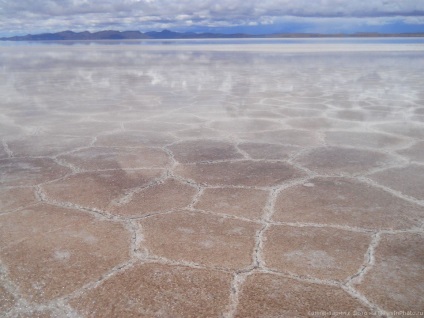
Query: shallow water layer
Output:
[[1, 42, 424, 317]]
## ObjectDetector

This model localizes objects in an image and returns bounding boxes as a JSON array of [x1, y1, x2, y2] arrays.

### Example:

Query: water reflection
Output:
[[0, 46, 423, 137]]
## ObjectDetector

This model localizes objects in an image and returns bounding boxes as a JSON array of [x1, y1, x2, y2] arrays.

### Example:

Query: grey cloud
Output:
[[2, 0, 424, 17], [1, 0, 424, 35]]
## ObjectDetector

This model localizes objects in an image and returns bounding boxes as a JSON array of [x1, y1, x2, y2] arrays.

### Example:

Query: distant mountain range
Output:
[[1, 30, 424, 41]]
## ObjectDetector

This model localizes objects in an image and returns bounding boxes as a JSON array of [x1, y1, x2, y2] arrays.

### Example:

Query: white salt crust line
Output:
[[1, 248, 386, 318], [341, 285, 389, 317], [264, 186, 418, 314], [3, 119, 424, 314], [55, 144, 174, 158], [35, 185, 124, 223], [34, 165, 166, 186], [10, 138, 424, 172], [1, 256, 82, 318], [3, 121, 418, 158], [0, 262, 30, 317], [162, 145, 181, 173], [1, 138, 13, 157], [27, 129, 424, 229], [166, 157, 313, 166], [190, 208, 263, 225], [222, 181, 404, 316], [34, 179, 421, 234], [347, 233, 381, 286], [5, 302, 82, 318], [52, 157, 82, 174], [357, 158, 412, 177], [270, 267, 390, 316], [57, 260, 137, 304], [4, 131, 422, 226], [0, 202, 42, 217], [357, 176, 424, 207], [18, 128, 126, 140], [233, 143, 252, 160], [224, 272, 248, 318], [254, 188, 279, 268], [46, 254, 235, 310], [83, 123, 380, 316], [187, 187, 205, 210], [223, 267, 390, 318], [108, 178, 166, 207], [225, 184, 297, 317], [140, 255, 235, 273], [124, 219, 144, 259], [37, 182, 200, 224]]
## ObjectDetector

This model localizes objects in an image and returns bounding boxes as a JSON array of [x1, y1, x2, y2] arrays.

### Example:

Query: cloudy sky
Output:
[[1, 0, 424, 37]]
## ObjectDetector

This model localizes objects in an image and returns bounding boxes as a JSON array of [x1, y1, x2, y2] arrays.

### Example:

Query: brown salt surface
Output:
[[397, 141, 424, 162], [235, 273, 370, 318], [238, 142, 300, 160], [354, 233, 424, 311], [175, 160, 305, 187], [0, 158, 70, 187], [58, 146, 170, 170], [273, 177, 424, 230], [6, 135, 91, 157], [0, 187, 38, 213], [240, 129, 321, 147], [325, 131, 406, 149], [369, 164, 424, 200], [70, 263, 232, 318], [168, 140, 243, 163], [42, 169, 163, 210], [263, 225, 371, 280], [194, 187, 268, 220], [109, 178, 197, 217], [295, 146, 394, 175], [139, 211, 260, 269], [0, 204, 130, 303], [95, 130, 177, 147]]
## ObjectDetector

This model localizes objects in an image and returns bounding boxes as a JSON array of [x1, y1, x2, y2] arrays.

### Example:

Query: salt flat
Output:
[[0, 41, 424, 317]]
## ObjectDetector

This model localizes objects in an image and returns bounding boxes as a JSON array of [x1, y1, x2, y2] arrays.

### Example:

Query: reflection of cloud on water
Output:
[[0, 48, 424, 124]]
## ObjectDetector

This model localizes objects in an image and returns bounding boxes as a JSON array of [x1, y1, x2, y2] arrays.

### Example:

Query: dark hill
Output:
[[1, 30, 424, 41]]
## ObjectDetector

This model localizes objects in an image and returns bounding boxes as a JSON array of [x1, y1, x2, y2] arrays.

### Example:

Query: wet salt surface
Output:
[[1, 42, 424, 317]]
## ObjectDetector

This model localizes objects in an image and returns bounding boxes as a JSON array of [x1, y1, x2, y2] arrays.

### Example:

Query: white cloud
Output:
[[0, 0, 423, 35]]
